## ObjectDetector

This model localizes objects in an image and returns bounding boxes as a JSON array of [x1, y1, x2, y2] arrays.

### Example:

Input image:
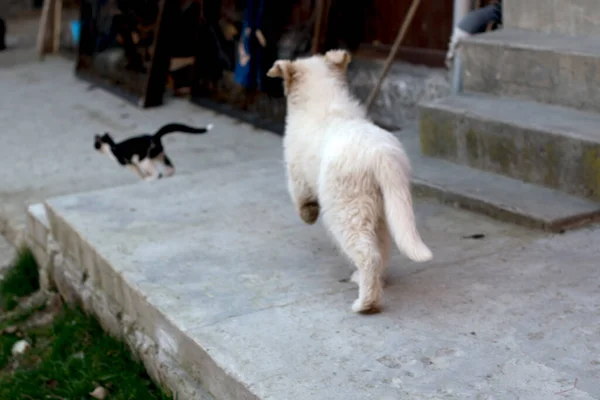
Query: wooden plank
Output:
[[52, 0, 62, 53], [311, 0, 324, 54], [36, 0, 53, 58], [170, 57, 195, 71], [365, 0, 422, 110]]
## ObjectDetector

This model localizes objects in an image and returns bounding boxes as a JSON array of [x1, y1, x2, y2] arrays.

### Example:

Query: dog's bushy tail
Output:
[[374, 148, 433, 262], [153, 123, 214, 140]]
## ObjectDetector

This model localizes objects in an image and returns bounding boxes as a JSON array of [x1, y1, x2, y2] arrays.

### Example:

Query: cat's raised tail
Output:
[[152, 123, 214, 140]]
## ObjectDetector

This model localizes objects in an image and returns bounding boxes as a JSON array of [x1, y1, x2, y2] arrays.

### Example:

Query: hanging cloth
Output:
[[234, 0, 268, 90]]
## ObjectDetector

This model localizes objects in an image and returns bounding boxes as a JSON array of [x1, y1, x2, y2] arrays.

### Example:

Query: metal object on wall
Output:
[[451, 0, 470, 94]]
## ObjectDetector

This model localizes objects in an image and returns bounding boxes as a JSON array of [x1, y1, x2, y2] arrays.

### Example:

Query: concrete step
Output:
[[38, 155, 600, 400], [461, 29, 600, 113], [419, 93, 600, 202], [399, 129, 600, 232], [504, 0, 600, 37]]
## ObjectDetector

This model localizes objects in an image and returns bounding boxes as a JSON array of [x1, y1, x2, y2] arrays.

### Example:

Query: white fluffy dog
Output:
[[267, 49, 432, 313]]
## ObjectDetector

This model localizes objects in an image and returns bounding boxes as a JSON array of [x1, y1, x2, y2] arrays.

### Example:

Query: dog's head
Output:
[[266, 49, 352, 98], [94, 133, 115, 152]]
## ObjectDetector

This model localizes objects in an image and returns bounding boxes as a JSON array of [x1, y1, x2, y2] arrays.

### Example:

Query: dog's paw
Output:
[[352, 298, 382, 314], [299, 201, 320, 224]]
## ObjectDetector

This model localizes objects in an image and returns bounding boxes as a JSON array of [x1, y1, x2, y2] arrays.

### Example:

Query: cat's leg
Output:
[[159, 153, 175, 177], [287, 163, 319, 224], [126, 164, 147, 180], [137, 158, 163, 182]]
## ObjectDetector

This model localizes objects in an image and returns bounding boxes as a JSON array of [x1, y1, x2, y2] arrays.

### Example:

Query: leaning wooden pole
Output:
[[365, 0, 422, 111], [36, 0, 53, 58], [311, 0, 326, 54]]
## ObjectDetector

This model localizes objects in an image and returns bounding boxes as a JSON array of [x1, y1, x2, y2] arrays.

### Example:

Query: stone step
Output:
[[504, 0, 600, 37], [39, 154, 600, 400], [399, 129, 600, 232], [418, 93, 600, 202], [461, 29, 600, 113]]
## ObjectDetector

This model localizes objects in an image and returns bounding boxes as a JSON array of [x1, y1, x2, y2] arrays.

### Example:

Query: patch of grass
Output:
[[0, 248, 40, 310], [0, 248, 172, 400], [0, 307, 172, 400]]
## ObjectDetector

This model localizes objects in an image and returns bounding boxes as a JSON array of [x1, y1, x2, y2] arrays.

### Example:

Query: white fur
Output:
[[99, 143, 118, 163], [139, 158, 162, 182], [269, 50, 432, 313]]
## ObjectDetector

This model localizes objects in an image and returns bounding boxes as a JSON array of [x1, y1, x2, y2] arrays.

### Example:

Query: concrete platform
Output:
[[462, 29, 600, 113], [0, 56, 281, 245], [419, 93, 600, 202], [41, 156, 600, 399]]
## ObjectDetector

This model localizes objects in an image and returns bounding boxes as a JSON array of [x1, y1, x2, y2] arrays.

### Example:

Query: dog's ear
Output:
[[267, 60, 293, 81], [324, 49, 352, 70]]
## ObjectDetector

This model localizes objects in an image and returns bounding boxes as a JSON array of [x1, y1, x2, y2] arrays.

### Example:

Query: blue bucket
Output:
[[70, 20, 81, 46]]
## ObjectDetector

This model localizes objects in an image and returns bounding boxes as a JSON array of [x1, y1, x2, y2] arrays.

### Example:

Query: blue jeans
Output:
[[446, 2, 503, 67]]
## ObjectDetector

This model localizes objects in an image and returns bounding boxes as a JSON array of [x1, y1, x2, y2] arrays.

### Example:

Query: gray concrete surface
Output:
[[419, 93, 600, 202], [43, 156, 600, 399], [504, 0, 600, 37], [0, 55, 281, 245], [462, 29, 600, 114]]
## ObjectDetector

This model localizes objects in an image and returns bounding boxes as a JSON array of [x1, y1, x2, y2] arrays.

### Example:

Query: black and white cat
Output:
[[94, 122, 213, 181]]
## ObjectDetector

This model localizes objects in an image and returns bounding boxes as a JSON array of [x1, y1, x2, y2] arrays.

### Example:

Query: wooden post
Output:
[[36, 0, 52, 58], [52, 0, 62, 53], [36, 0, 63, 59], [365, 0, 421, 111], [311, 0, 324, 54]]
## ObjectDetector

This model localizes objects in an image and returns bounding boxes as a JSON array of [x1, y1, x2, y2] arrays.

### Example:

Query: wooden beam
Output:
[[311, 0, 324, 54], [52, 0, 62, 53], [365, 0, 422, 111], [36, 0, 52, 58]]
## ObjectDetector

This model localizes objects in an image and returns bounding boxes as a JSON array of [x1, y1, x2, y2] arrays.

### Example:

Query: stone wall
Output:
[[348, 58, 450, 130]]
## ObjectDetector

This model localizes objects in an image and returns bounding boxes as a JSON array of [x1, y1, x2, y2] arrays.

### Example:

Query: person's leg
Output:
[[446, 3, 502, 68], [458, 3, 502, 35]]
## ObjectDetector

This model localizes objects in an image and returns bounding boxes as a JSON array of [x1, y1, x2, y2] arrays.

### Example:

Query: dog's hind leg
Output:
[[323, 193, 386, 314], [350, 216, 391, 289]]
